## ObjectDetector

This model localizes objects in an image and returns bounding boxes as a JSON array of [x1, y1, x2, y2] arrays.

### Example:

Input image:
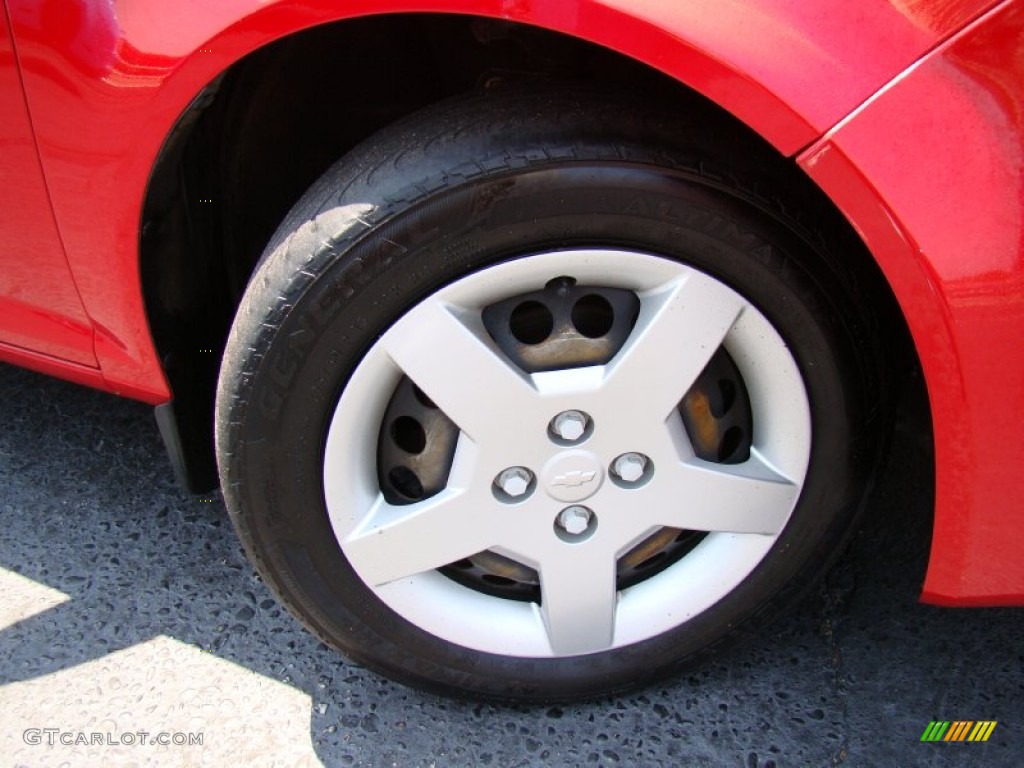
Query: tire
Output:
[[215, 86, 885, 702]]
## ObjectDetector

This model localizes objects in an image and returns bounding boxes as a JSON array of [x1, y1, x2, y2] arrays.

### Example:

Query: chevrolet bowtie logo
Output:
[[550, 470, 598, 487]]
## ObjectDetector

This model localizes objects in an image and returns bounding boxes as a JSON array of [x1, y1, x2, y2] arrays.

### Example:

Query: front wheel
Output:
[[216, 88, 885, 701]]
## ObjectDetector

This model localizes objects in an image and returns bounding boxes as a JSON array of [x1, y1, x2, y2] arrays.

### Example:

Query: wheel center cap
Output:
[[541, 450, 604, 502]]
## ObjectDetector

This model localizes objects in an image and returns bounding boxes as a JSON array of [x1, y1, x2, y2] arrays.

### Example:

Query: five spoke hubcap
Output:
[[323, 250, 812, 657]]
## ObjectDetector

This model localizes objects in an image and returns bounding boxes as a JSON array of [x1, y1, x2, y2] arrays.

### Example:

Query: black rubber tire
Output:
[[215, 86, 887, 702]]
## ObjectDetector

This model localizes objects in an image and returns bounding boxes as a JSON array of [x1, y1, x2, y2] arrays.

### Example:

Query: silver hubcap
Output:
[[323, 250, 811, 657]]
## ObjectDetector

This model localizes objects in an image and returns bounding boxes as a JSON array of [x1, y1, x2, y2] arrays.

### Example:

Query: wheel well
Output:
[[140, 12, 917, 491]]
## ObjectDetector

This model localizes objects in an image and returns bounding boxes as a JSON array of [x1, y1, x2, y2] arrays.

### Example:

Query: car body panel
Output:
[[0, 0, 1021, 601], [0, 8, 95, 366], [799, 0, 1024, 604], [2, 0, 995, 400]]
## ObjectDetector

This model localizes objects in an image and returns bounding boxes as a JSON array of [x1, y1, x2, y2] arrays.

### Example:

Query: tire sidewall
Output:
[[219, 143, 873, 701]]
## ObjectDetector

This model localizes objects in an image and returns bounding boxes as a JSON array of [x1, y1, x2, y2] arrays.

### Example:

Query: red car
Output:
[[2, 0, 1022, 701]]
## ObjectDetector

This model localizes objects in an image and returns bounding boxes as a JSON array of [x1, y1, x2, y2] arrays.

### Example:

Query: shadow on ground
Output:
[[0, 363, 1020, 766]]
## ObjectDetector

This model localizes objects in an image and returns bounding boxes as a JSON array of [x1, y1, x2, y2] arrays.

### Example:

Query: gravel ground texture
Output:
[[0, 362, 1021, 767]]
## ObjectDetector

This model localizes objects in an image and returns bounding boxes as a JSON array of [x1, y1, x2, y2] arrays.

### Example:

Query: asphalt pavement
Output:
[[0, 362, 1021, 767]]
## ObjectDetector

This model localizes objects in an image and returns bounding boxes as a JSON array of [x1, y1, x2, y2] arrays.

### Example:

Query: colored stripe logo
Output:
[[920, 721, 997, 742]]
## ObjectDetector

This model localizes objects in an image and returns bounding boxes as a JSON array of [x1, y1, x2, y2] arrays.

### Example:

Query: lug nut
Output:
[[551, 410, 589, 442], [495, 467, 533, 498], [612, 452, 648, 483], [556, 505, 593, 536]]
